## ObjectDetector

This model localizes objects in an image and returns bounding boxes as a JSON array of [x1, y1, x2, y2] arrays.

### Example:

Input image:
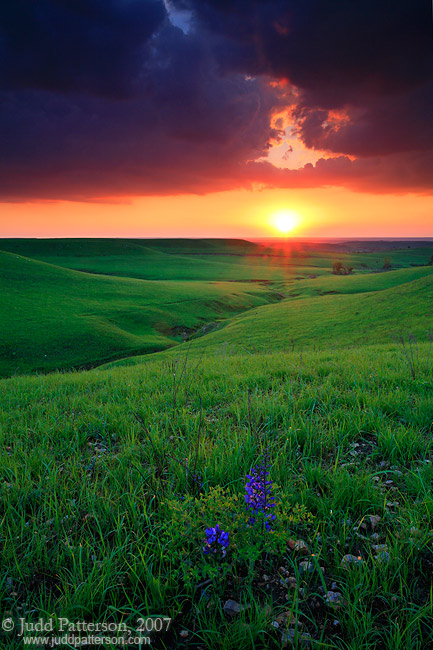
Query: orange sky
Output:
[[1, 186, 432, 239]]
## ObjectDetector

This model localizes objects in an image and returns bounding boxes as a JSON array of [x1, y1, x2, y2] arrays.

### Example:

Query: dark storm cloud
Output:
[[0, 0, 166, 97], [0, 0, 432, 199], [0, 19, 283, 199]]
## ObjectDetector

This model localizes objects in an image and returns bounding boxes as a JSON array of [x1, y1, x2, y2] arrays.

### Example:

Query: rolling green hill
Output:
[[2, 238, 432, 282], [0, 251, 281, 377], [2, 243, 433, 376], [1, 240, 433, 648], [107, 270, 433, 369]]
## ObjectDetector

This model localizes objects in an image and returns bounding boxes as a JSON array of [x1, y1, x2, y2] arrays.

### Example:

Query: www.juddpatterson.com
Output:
[[1, 616, 171, 646]]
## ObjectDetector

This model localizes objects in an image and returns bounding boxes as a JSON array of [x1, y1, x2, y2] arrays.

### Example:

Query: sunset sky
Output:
[[0, 1, 432, 238]]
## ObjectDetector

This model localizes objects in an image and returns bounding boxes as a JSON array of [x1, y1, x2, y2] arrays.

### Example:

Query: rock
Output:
[[294, 540, 310, 555], [341, 554, 364, 568], [275, 611, 299, 628], [298, 561, 315, 575], [179, 630, 189, 638], [324, 591, 345, 609], [281, 629, 312, 647], [369, 515, 381, 529], [223, 599, 249, 616], [374, 550, 390, 563], [372, 544, 388, 552]]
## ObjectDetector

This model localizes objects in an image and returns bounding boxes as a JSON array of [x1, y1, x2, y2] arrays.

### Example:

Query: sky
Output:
[[0, 0, 432, 238]]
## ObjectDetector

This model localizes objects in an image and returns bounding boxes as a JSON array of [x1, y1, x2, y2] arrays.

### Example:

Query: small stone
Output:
[[294, 540, 310, 555], [298, 561, 315, 575], [341, 554, 364, 568], [179, 630, 189, 639], [223, 599, 248, 616], [372, 544, 388, 552], [276, 611, 298, 627], [374, 551, 390, 563], [324, 591, 344, 609], [281, 629, 312, 648], [368, 515, 381, 530]]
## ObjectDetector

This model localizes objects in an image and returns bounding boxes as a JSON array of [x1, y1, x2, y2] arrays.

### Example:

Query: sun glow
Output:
[[272, 209, 299, 234]]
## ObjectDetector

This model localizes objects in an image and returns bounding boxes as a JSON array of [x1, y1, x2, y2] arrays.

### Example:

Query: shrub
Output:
[[332, 261, 353, 275]]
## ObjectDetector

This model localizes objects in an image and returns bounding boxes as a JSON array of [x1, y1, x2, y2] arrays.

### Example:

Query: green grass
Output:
[[0, 251, 281, 377], [1, 238, 433, 648], [286, 266, 433, 298], [2, 242, 433, 377], [1, 345, 432, 648], [107, 271, 433, 370], [2, 238, 432, 282]]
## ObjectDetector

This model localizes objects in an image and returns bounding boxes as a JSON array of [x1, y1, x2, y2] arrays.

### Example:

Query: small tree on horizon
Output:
[[332, 261, 344, 275], [332, 261, 353, 275]]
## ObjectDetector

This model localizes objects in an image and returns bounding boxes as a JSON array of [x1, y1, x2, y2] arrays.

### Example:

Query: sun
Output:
[[271, 209, 299, 234]]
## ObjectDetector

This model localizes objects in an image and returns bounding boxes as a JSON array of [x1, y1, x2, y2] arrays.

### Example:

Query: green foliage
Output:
[[332, 260, 353, 275], [161, 486, 313, 586]]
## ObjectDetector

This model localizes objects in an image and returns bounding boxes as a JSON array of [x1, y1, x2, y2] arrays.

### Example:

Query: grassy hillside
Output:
[[191, 273, 433, 355], [107, 271, 433, 371], [2, 238, 432, 282], [0, 251, 281, 377], [286, 266, 433, 298], [1, 239, 433, 648], [2, 244, 432, 377], [1, 345, 432, 648]]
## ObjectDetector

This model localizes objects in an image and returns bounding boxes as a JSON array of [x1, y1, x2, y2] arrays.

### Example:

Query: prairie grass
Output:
[[1, 344, 432, 648]]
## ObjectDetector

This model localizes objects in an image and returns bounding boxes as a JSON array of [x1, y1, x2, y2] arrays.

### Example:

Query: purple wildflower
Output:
[[203, 524, 229, 557], [245, 454, 276, 530]]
